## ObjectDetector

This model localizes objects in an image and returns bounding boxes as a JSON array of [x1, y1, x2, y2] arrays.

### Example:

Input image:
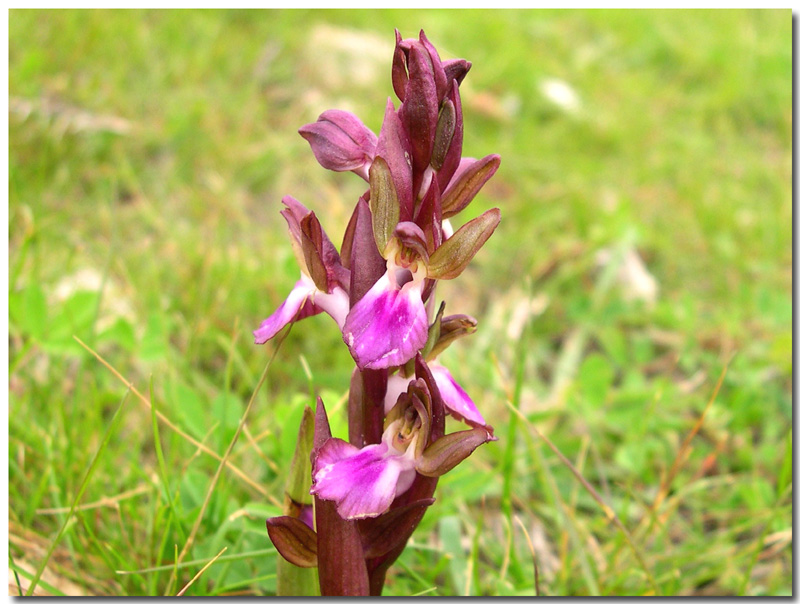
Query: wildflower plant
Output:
[[259, 29, 501, 596]]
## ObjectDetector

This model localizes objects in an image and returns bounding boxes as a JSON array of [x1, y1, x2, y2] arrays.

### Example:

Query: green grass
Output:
[[9, 8, 791, 596]]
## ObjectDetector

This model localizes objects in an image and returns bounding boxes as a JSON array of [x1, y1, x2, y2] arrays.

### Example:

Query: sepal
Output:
[[441, 154, 501, 218], [416, 427, 492, 477], [428, 313, 477, 358], [266, 516, 318, 568], [442, 58, 471, 87], [427, 208, 501, 280], [369, 156, 400, 255], [431, 98, 456, 171], [436, 81, 465, 191]]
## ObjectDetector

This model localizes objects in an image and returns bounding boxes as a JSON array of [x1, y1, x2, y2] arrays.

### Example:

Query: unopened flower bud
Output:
[[299, 110, 377, 180]]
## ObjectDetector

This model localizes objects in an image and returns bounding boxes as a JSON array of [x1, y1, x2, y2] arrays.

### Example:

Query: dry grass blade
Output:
[[24, 389, 131, 595], [505, 399, 657, 594], [175, 547, 227, 596], [163, 328, 288, 595], [115, 548, 276, 575], [514, 516, 540, 597], [73, 336, 280, 504], [36, 484, 151, 515], [652, 361, 729, 514]]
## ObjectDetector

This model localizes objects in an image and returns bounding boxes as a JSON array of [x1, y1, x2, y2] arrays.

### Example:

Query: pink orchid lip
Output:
[[253, 275, 350, 345], [342, 273, 428, 370], [311, 427, 418, 520]]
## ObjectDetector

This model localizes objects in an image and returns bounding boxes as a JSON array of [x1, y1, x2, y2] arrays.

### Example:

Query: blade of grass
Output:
[[36, 483, 151, 515], [24, 389, 132, 595], [651, 361, 729, 514], [738, 485, 792, 595], [9, 554, 24, 596], [116, 547, 277, 575], [526, 429, 600, 596], [74, 335, 279, 504], [163, 326, 288, 595], [505, 398, 657, 595], [176, 546, 227, 596], [10, 558, 69, 597], [210, 572, 278, 595], [76, 514, 132, 595], [514, 515, 540, 597], [149, 375, 188, 579]]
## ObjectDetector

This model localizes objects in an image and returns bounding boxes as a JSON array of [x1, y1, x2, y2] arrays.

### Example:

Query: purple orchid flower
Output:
[[310, 414, 420, 519], [254, 196, 350, 344], [312, 368, 491, 520], [343, 222, 430, 370]]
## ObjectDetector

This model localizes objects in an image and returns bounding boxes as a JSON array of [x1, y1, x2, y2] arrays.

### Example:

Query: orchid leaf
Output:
[[285, 406, 315, 506]]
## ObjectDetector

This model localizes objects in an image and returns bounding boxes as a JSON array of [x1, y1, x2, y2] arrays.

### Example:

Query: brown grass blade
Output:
[[73, 336, 280, 505]]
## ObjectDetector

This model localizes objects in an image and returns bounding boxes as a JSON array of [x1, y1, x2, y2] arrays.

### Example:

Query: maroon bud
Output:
[[419, 30, 448, 103], [299, 110, 377, 180], [391, 29, 408, 102], [375, 99, 414, 221], [443, 58, 471, 87], [398, 45, 439, 182], [436, 80, 465, 191]]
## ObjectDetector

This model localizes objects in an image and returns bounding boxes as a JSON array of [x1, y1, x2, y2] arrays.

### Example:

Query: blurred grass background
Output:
[[8, 9, 791, 596]]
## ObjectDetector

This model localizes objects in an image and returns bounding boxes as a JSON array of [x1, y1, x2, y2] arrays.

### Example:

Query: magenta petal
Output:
[[343, 274, 428, 370], [253, 279, 316, 344], [431, 364, 487, 428], [311, 438, 414, 519]]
